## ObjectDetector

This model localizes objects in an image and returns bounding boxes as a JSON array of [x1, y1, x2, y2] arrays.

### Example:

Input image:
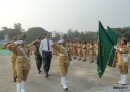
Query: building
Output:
[[51, 31, 61, 38], [0, 34, 9, 45]]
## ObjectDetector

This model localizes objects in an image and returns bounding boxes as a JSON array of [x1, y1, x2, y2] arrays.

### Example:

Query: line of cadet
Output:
[[53, 40, 98, 63]]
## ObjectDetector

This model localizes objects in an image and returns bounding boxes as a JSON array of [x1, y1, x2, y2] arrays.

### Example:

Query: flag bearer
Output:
[[114, 39, 129, 85]]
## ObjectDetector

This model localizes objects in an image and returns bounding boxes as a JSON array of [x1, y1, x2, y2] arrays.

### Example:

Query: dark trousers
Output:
[[42, 50, 52, 75]]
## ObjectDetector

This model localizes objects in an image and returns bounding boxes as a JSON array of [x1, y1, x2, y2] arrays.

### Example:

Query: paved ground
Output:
[[0, 55, 130, 92]]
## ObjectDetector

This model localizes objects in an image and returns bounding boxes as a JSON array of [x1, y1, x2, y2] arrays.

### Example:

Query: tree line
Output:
[[0, 23, 130, 43]]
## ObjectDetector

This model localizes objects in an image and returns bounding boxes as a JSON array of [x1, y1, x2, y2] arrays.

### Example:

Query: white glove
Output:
[[14, 40, 23, 45], [70, 61, 74, 66], [113, 46, 117, 49], [58, 39, 64, 44]]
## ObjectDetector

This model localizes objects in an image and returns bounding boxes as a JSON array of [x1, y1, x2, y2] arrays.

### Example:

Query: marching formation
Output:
[[53, 40, 98, 63], [3, 32, 129, 92]]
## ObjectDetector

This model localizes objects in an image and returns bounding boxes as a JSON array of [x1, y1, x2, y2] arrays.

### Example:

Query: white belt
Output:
[[59, 54, 67, 57]]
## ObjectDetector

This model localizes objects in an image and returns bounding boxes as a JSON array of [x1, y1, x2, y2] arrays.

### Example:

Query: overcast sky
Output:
[[0, 0, 130, 32]]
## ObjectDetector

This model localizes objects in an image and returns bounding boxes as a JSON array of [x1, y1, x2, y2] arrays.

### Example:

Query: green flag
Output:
[[97, 21, 114, 78], [107, 26, 119, 67]]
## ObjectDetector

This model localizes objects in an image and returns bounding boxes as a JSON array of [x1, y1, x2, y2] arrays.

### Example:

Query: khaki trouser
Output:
[[78, 50, 81, 60], [82, 49, 87, 60], [89, 50, 94, 63], [59, 65, 69, 77], [95, 50, 98, 57], [117, 53, 128, 74], [15, 57, 30, 83], [58, 56, 69, 77], [90, 54, 94, 62], [89, 54, 94, 63], [119, 64, 128, 74], [11, 60, 17, 78], [87, 48, 89, 55], [11, 54, 17, 78], [73, 50, 77, 59]]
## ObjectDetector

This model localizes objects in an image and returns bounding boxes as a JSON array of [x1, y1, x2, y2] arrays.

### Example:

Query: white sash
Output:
[[18, 46, 31, 69], [122, 54, 128, 63], [18, 46, 30, 61], [60, 45, 68, 57]]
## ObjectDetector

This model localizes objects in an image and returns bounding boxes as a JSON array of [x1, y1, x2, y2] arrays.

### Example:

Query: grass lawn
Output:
[[0, 50, 12, 56], [0, 45, 4, 50], [0, 45, 12, 56]]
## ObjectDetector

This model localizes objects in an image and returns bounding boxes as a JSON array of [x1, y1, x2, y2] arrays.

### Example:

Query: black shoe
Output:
[[13, 77, 17, 82], [45, 75, 48, 78], [90, 62, 94, 63], [45, 75, 48, 77], [64, 88, 68, 91], [38, 70, 42, 74], [82, 60, 86, 62], [44, 73, 48, 78]]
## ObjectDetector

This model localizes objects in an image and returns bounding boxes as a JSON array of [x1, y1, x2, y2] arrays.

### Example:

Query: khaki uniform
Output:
[[53, 48, 57, 55], [89, 44, 94, 63], [73, 43, 77, 59], [10, 45, 30, 83], [117, 45, 129, 74], [70, 43, 73, 55], [66, 43, 70, 52], [77, 44, 82, 60], [52, 44, 70, 77], [87, 44, 90, 55], [11, 53, 17, 78], [95, 44, 98, 58], [81, 44, 83, 57], [82, 44, 87, 61]]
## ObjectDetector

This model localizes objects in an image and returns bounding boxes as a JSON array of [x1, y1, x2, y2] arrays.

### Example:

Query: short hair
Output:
[[45, 32, 50, 36], [37, 37, 41, 39], [123, 39, 127, 45], [45, 33, 48, 36]]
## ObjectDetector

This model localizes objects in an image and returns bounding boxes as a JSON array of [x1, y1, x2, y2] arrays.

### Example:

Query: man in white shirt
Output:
[[39, 33, 53, 77]]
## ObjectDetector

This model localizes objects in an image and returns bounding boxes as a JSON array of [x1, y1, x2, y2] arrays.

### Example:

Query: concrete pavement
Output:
[[0, 55, 130, 92]]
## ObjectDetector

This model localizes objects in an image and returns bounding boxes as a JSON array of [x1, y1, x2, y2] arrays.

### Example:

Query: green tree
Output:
[[26, 27, 47, 43]]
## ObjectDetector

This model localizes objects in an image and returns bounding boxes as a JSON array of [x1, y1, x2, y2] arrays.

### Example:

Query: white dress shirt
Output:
[[39, 38, 53, 55]]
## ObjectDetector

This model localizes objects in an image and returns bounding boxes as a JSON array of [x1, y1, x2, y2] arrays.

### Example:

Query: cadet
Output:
[[86, 41, 90, 56], [77, 41, 82, 60], [65, 40, 70, 52], [52, 39, 72, 91], [6, 35, 31, 92], [89, 41, 94, 63], [73, 41, 77, 59], [4, 36, 18, 82], [114, 39, 129, 85], [82, 41, 87, 61], [52, 41, 57, 55], [70, 42, 73, 55], [94, 40, 98, 59], [30, 37, 42, 74]]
